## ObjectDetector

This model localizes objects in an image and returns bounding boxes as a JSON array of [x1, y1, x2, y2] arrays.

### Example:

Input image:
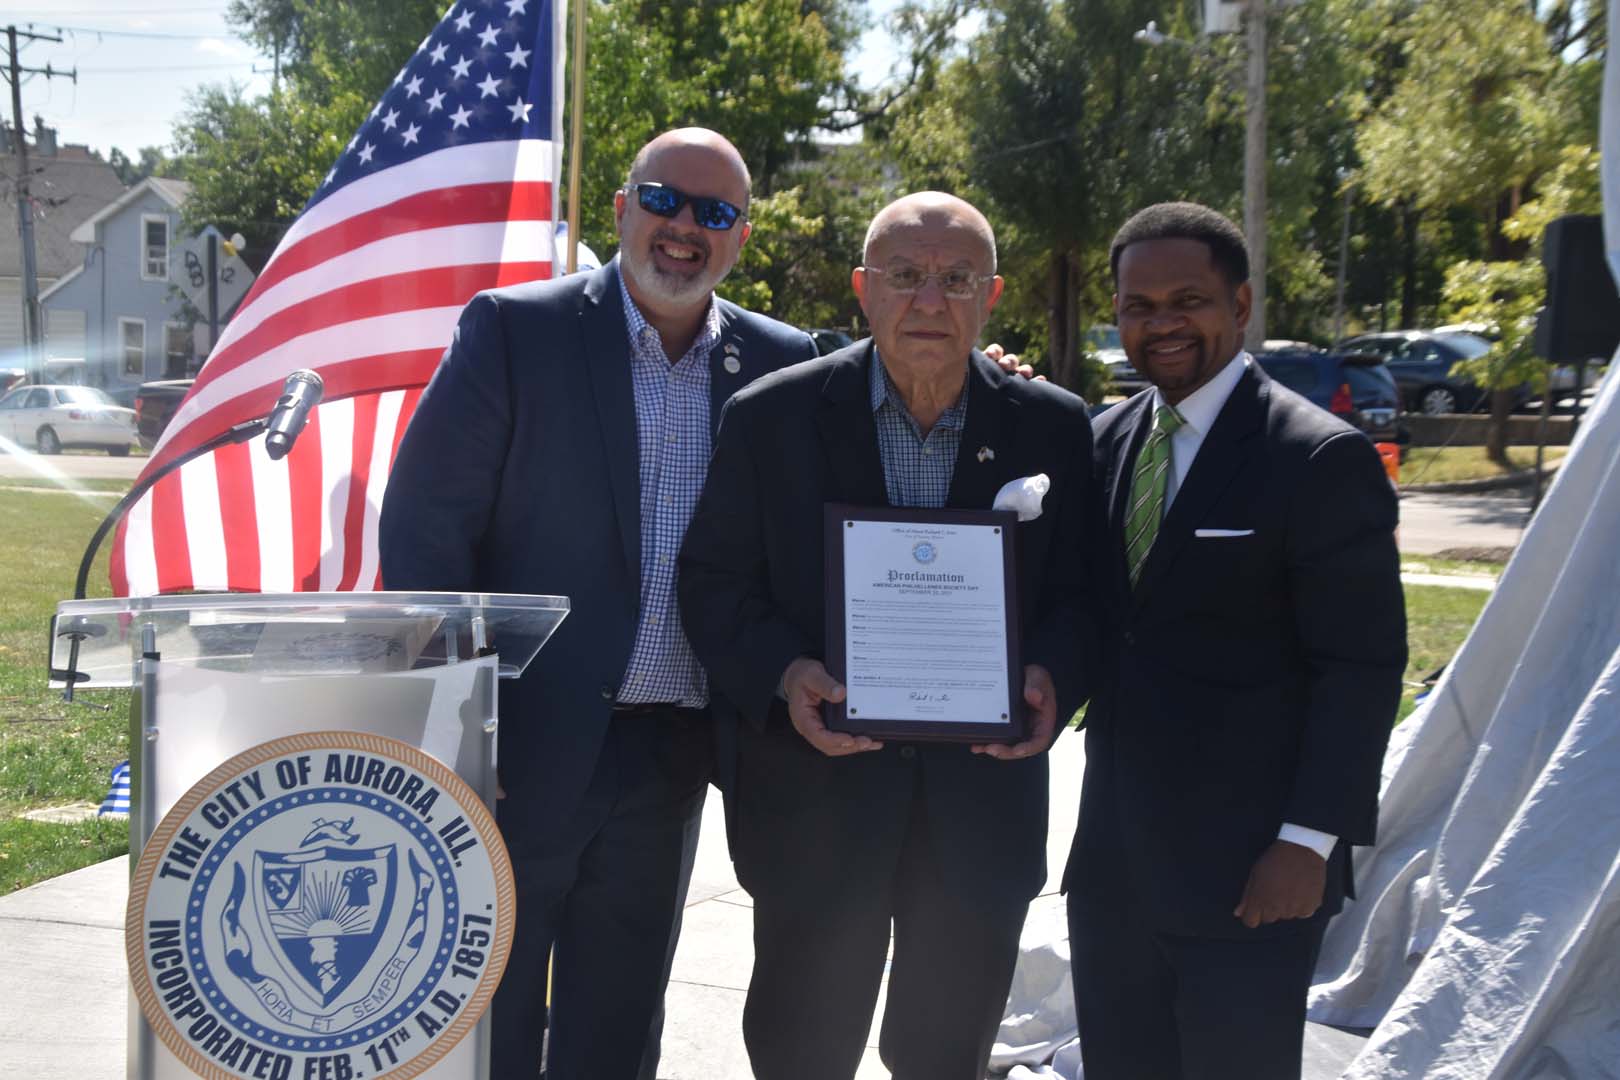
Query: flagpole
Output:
[[565, 0, 586, 273]]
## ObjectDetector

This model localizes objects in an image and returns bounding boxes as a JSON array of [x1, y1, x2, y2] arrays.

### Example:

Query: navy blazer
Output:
[[678, 340, 1098, 907], [379, 260, 816, 838], [1064, 364, 1406, 939]]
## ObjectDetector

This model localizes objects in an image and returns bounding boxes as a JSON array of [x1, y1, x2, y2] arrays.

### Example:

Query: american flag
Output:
[[111, 0, 566, 596]]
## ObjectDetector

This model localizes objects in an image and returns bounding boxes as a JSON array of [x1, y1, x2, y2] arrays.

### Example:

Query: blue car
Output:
[[1335, 330, 1499, 415], [1252, 344, 1406, 445]]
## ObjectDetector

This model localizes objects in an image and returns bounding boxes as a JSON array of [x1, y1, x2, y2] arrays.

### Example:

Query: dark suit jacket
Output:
[[1063, 362, 1406, 939], [378, 260, 816, 844], [678, 341, 1096, 909]]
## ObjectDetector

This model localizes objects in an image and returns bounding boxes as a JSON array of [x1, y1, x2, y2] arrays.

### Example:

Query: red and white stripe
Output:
[[112, 139, 558, 596]]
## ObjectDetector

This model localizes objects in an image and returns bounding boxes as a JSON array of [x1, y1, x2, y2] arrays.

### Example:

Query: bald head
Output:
[[863, 192, 997, 273], [627, 127, 752, 210]]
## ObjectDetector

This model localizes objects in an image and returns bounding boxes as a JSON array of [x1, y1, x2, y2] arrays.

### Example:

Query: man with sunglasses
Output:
[[380, 127, 817, 1079], [678, 192, 1096, 1079]]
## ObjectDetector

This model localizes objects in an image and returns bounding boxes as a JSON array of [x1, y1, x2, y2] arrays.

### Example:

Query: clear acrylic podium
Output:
[[49, 592, 570, 1080]]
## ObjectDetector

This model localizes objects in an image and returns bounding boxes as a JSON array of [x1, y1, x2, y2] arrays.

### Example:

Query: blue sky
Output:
[[2, 0, 921, 162]]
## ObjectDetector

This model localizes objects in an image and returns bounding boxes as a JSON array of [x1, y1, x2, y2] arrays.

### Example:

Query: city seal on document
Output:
[[127, 732, 514, 1080]]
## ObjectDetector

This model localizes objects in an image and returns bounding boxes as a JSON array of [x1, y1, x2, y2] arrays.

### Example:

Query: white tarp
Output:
[[1309, 364, 1620, 1077], [1308, 6, 1620, 1073]]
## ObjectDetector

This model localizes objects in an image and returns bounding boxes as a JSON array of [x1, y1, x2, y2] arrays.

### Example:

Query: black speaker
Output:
[[1535, 214, 1620, 361]]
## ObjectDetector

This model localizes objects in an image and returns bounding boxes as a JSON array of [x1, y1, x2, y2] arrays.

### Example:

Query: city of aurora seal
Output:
[[127, 732, 514, 1080]]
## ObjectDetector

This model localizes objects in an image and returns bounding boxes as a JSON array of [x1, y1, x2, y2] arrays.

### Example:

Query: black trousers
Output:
[[743, 783, 1028, 1080], [490, 708, 711, 1080], [1067, 881, 1327, 1080]]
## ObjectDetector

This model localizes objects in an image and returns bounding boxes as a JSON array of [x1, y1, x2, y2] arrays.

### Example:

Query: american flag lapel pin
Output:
[[977, 446, 995, 463]]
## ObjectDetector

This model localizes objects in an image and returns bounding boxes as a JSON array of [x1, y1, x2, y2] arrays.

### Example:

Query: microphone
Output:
[[264, 370, 325, 461]]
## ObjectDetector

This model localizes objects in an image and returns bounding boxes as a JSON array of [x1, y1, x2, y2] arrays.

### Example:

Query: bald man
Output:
[[679, 193, 1097, 1079], [381, 128, 818, 1078]]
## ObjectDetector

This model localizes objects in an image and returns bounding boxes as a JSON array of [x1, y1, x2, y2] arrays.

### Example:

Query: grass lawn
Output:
[[0, 479, 1499, 892], [1401, 445, 1565, 486], [1397, 583, 1492, 722], [0, 483, 129, 893]]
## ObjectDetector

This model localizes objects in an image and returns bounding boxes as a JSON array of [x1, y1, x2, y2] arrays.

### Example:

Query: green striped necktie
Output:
[[1124, 403, 1185, 587]]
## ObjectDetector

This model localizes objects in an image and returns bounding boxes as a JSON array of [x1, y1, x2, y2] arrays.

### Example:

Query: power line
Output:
[[75, 61, 257, 73], [15, 22, 224, 41], [7, 6, 230, 14]]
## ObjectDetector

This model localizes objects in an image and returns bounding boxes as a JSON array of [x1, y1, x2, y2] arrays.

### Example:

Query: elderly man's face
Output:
[[853, 215, 1002, 376], [614, 141, 751, 313]]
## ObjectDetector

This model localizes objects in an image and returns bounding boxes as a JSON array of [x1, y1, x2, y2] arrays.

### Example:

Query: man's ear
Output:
[[1234, 281, 1253, 332], [851, 266, 868, 304], [738, 221, 752, 248], [984, 275, 1005, 315]]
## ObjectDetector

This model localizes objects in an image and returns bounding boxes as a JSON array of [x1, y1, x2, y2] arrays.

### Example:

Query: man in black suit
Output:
[[679, 192, 1095, 1080], [1064, 202, 1406, 1080], [379, 129, 817, 1078]]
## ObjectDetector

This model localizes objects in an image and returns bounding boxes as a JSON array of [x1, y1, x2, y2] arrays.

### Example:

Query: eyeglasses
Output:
[[862, 265, 995, 300], [624, 182, 745, 231]]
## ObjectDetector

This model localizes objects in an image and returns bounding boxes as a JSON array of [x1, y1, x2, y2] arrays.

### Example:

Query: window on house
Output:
[[142, 215, 170, 280], [164, 323, 196, 379], [121, 319, 146, 377]]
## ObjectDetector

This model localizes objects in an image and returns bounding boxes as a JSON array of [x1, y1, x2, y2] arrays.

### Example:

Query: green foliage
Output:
[[1442, 258, 1546, 394], [1442, 142, 1603, 395], [105, 146, 172, 187], [571, 0, 865, 328]]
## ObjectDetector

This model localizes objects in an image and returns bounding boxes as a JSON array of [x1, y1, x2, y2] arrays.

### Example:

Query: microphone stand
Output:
[[56, 417, 269, 700]]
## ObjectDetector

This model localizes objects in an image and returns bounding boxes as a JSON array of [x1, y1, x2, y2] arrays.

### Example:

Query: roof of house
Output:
[[0, 152, 128, 279], [67, 175, 193, 245]]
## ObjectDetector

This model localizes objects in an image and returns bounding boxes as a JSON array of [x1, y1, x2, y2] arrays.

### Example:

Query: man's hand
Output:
[[985, 343, 1046, 382], [1233, 840, 1327, 929], [782, 656, 883, 757], [972, 664, 1059, 759]]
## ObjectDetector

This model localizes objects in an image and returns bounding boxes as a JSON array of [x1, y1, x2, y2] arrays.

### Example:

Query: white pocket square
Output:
[[993, 473, 1049, 522], [1194, 528, 1254, 538]]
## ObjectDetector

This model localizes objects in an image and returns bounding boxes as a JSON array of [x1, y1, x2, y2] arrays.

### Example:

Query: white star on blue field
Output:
[[312, 0, 555, 206]]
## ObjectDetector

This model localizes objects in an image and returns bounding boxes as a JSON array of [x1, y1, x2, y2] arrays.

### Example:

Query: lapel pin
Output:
[[723, 354, 742, 375], [977, 446, 995, 463]]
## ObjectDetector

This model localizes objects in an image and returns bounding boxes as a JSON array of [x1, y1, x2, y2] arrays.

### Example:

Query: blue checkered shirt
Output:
[[616, 274, 721, 706], [870, 352, 968, 509]]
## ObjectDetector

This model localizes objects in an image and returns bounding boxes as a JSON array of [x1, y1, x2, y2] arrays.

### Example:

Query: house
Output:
[[41, 175, 200, 404], [0, 125, 127, 373]]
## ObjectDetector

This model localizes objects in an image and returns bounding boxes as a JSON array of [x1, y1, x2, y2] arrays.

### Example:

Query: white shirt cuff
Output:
[[1278, 823, 1337, 860]]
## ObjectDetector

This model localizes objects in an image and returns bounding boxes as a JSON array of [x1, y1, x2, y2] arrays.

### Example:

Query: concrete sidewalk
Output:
[[0, 736, 1368, 1078]]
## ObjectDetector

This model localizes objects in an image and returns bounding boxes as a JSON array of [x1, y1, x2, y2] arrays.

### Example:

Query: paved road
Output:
[[0, 447, 145, 482], [1398, 490, 1533, 556]]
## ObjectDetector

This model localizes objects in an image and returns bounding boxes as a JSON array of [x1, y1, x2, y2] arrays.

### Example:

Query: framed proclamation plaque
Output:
[[824, 504, 1023, 743]]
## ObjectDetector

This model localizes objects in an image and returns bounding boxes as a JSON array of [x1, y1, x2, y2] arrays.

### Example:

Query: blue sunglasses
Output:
[[625, 182, 745, 231]]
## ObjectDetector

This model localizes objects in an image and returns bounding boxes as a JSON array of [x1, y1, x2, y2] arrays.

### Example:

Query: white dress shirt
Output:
[[1151, 353, 1339, 863]]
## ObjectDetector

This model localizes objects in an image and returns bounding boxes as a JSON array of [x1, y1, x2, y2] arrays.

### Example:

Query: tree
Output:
[[1353, 0, 1603, 456], [1443, 144, 1602, 463], [106, 146, 172, 186], [567, 0, 868, 324]]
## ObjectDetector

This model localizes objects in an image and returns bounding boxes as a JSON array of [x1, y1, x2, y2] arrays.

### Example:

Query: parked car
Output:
[[1085, 324, 1153, 396], [808, 328, 855, 356], [1252, 344, 1407, 446], [0, 383, 138, 455], [134, 378, 195, 449], [1335, 329, 1503, 415]]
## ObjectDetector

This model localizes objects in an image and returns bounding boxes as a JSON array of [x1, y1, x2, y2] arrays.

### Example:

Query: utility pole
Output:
[[1242, 0, 1267, 350], [4, 24, 74, 382]]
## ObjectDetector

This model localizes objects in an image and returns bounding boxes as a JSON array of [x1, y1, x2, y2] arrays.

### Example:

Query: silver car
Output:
[[0, 384, 139, 455]]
